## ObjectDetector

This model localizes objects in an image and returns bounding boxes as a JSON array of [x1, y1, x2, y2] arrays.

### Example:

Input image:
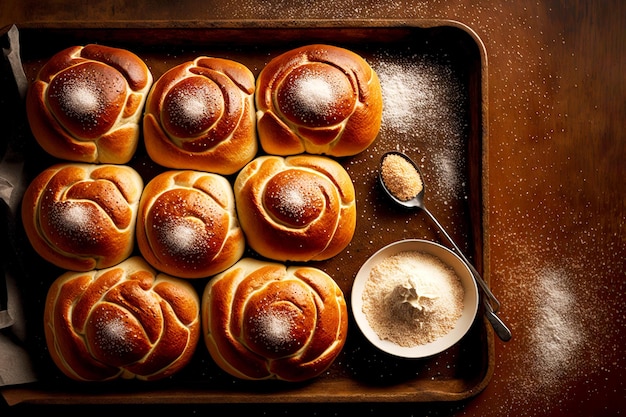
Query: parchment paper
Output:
[[0, 24, 39, 387]]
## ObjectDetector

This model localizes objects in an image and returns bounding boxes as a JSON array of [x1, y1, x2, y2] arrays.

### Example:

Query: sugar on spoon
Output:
[[379, 151, 512, 342]]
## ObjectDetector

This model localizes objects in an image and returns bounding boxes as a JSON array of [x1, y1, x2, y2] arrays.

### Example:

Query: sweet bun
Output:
[[21, 163, 143, 271], [255, 44, 383, 157], [136, 170, 245, 279], [143, 57, 257, 175], [234, 155, 356, 262], [26, 44, 153, 163], [44, 256, 200, 381], [202, 258, 348, 382]]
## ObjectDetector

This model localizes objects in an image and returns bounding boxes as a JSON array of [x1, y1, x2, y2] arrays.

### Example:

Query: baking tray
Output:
[[1, 19, 493, 405]]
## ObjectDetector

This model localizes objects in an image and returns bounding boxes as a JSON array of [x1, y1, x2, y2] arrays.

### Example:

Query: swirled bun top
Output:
[[202, 258, 348, 382], [21, 163, 143, 271], [44, 256, 200, 381], [256, 44, 382, 157], [143, 56, 257, 175], [234, 155, 356, 262], [26, 44, 153, 164], [136, 170, 245, 279]]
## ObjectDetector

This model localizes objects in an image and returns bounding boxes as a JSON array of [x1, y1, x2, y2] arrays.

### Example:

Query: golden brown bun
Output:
[[26, 44, 153, 164], [202, 258, 348, 382], [234, 155, 356, 262], [143, 57, 257, 175], [255, 44, 382, 157], [21, 163, 143, 271], [44, 256, 200, 381], [136, 170, 245, 279]]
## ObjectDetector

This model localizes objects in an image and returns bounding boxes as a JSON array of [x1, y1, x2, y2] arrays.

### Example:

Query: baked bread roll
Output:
[[21, 163, 143, 271], [202, 258, 348, 382], [26, 44, 153, 164], [44, 256, 200, 381], [136, 170, 245, 279], [143, 57, 257, 175], [256, 44, 383, 157], [234, 155, 356, 262]]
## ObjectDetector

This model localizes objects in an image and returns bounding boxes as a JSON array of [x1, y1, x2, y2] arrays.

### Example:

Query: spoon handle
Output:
[[484, 300, 512, 342], [421, 206, 502, 312]]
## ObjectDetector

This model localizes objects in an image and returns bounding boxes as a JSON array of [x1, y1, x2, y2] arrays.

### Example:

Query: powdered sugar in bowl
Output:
[[351, 239, 479, 359]]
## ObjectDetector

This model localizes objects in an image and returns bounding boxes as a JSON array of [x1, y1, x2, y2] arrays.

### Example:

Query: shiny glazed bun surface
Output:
[[26, 44, 153, 163], [256, 44, 382, 156], [144, 56, 257, 175], [202, 258, 348, 382], [234, 155, 356, 262], [21, 163, 143, 271], [44, 256, 200, 381], [136, 170, 245, 279]]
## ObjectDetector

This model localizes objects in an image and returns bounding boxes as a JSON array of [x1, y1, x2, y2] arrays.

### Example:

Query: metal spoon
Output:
[[379, 151, 512, 342]]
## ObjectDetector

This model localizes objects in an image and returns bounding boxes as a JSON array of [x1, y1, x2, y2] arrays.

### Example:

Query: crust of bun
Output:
[[202, 258, 348, 382], [144, 57, 257, 175], [44, 256, 200, 381], [234, 155, 356, 262], [26, 44, 153, 163], [256, 44, 382, 157], [21, 163, 143, 271], [136, 170, 245, 279]]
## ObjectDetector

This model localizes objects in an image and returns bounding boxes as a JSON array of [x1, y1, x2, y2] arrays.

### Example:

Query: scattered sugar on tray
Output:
[[373, 53, 468, 205], [373, 54, 466, 136], [362, 250, 464, 347]]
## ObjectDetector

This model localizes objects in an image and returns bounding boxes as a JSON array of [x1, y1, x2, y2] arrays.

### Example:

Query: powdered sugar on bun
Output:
[[44, 256, 200, 381], [143, 57, 257, 175], [234, 155, 356, 262], [202, 258, 348, 382], [21, 163, 143, 271], [256, 44, 383, 156], [26, 44, 153, 164], [136, 170, 245, 279]]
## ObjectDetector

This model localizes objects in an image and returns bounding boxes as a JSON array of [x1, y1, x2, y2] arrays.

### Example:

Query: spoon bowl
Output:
[[379, 151, 511, 342], [379, 151, 426, 209]]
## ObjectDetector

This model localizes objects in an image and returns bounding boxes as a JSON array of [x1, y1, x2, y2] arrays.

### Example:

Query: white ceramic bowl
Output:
[[351, 239, 479, 359]]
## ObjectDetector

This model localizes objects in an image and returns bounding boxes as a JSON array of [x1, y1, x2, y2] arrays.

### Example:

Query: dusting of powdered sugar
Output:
[[47, 202, 99, 243], [47, 65, 117, 134], [164, 81, 220, 135], [89, 307, 135, 358], [372, 53, 468, 205], [278, 66, 351, 125], [156, 217, 214, 260], [248, 306, 302, 353]]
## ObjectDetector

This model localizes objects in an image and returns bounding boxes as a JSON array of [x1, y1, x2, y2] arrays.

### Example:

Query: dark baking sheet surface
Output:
[[2, 20, 493, 404]]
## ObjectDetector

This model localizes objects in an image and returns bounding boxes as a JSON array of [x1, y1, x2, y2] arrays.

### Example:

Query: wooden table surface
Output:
[[1, 1, 624, 416]]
